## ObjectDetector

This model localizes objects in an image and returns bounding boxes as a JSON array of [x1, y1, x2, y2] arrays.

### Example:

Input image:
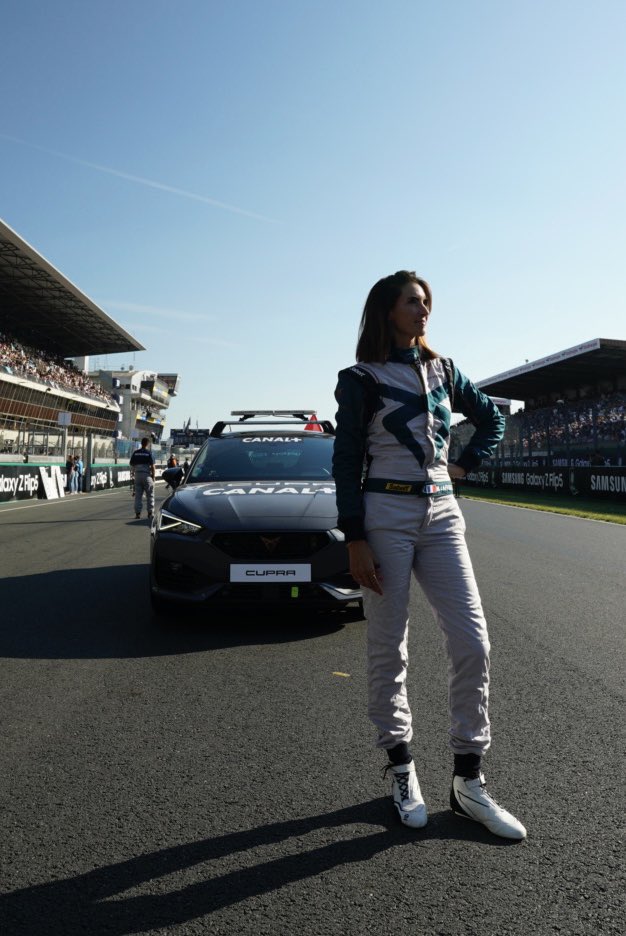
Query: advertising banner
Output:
[[498, 468, 568, 494], [0, 466, 42, 502], [463, 467, 626, 501], [572, 469, 626, 499], [0, 463, 165, 503]]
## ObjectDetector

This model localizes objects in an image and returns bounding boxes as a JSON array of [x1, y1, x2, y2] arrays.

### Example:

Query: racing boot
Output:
[[451, 772, 527, 839], [388, 761, 428, 829]]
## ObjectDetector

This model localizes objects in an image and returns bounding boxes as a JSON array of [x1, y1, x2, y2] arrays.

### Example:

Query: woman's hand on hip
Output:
[[447, 463, 466, 480], [347, 540, 383, 595]]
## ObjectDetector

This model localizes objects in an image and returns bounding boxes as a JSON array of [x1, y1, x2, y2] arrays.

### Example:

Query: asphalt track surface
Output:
[[0, 486, 624, 936]]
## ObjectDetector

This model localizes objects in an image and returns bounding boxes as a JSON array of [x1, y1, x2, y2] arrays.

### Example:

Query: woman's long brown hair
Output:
[[355, 270, 438, 363]]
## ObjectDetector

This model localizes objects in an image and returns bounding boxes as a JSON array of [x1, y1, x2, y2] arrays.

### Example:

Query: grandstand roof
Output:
[[477, 338, 626, 401], [0, 218, 144, 357]]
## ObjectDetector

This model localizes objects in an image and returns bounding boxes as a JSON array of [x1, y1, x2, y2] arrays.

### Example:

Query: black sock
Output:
[[387, 742, 413, 766], [454, 753, 482, 779]]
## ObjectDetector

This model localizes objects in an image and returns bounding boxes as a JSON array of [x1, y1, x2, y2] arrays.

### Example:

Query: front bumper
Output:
[[150, 529, 361, 610]]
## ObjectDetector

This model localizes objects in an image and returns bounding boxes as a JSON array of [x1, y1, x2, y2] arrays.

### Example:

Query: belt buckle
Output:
[[385, 482, 413, 493]]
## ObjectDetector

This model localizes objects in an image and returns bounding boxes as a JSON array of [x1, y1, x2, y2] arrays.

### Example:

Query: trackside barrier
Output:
[[462, 467, 626, 502], [0, 464, 167, 503], [3, 464, 624, 504]]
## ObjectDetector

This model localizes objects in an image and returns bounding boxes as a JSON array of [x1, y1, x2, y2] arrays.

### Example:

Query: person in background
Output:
[[130, 437, 155, 519], [163, 454, 184, 491], [65, 453, 75, 494], [333, 269, 526, 840], [73, 454, 84, 493]]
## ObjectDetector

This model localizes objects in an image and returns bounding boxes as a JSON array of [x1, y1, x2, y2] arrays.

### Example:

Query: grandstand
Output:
[[450, 339, 626, 467], [0, 218, 143, 460]]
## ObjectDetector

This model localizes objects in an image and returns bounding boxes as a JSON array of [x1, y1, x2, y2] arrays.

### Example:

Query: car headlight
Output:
[[157, 508, 203, 536]]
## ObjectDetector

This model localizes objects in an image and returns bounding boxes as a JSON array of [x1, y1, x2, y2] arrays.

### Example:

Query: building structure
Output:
[[90, 368, 180, 451], [169, 426, 211, 449]]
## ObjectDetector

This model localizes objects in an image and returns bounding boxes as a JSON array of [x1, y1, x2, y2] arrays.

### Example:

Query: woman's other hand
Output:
[[447, 464, 467, 480], [347, 540, 383, 595]]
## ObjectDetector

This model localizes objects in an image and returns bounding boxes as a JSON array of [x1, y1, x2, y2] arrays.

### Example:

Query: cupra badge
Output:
[[260, 535, 281, 554]]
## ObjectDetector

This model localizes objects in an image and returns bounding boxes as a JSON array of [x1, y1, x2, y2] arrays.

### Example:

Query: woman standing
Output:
[[332, 270, 526, 839]]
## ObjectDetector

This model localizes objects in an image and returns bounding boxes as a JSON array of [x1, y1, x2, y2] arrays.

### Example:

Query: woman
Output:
[[332, 270, 526, 839]]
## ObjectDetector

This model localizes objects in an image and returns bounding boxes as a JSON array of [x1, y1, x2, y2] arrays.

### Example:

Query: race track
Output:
[[0, 488, 624, 935]]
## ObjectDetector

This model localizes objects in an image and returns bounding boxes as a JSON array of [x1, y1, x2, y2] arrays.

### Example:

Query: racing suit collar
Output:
[[389, 345, 421, 364]]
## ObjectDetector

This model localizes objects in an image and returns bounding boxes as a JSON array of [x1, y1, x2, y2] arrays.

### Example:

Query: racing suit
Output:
[[332, 346, 505, 755]]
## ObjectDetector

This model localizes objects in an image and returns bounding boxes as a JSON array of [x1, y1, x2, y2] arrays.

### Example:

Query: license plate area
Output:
[[230, 563, 312, 582]]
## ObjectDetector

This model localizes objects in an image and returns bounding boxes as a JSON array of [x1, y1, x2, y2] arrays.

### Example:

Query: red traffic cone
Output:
[[305, 413, 323, 432]]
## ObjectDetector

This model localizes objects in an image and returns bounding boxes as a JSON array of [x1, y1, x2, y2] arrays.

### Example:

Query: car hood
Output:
[[167, 480, 338, 530]]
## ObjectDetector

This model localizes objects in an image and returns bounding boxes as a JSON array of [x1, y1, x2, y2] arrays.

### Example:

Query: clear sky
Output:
[[1, 0, 624, 431]]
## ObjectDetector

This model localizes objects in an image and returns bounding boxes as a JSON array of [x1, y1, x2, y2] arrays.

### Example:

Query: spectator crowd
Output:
[[0, 333, 113, 404], [520, 392, 626, 449], [452, 391, 626, 463]]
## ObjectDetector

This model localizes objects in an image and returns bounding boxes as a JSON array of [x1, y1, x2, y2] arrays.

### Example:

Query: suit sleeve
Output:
[[452, 365, 506, 472], [332, 368, 370, 542]]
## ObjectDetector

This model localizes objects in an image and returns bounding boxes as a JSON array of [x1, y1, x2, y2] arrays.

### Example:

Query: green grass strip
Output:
[[459, 486, 626, 524]]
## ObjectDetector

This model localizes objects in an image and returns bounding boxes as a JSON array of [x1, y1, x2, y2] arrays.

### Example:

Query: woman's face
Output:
[[388, 281, 430, 348]]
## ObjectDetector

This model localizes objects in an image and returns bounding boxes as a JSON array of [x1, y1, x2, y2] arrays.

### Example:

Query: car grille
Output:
[[212, 531, 330, 559]]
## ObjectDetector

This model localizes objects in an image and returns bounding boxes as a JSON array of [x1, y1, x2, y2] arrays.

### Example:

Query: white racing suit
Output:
[[332, 347, 505, 755]]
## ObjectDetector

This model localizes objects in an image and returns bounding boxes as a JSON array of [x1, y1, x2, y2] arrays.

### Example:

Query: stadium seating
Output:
[[451, 391, 626, 465], [0, 332, 114, 404]]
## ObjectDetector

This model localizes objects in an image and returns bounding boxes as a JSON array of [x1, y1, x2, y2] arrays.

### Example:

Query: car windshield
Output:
[[187, 435, 334, 482]]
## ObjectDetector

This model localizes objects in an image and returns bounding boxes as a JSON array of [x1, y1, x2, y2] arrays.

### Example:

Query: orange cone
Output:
[[305, 413, 323, 432]]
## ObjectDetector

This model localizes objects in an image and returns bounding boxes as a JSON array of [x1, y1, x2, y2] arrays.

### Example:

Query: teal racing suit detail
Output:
[[332, 346, 505, 542]]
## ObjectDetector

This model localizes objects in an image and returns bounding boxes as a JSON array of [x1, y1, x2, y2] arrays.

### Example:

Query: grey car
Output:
[[149, 411, 362, 615]]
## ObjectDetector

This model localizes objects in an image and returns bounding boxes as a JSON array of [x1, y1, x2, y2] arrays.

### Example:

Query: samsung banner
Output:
[[463, 467, 626, 501]]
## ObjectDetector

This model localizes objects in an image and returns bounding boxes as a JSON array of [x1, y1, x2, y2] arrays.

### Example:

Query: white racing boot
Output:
[[451, 772, 527, 840], [388, 761, 428, 829]]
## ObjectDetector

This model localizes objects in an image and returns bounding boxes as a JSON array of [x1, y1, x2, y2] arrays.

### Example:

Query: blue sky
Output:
[[1, 0, 624, 431]]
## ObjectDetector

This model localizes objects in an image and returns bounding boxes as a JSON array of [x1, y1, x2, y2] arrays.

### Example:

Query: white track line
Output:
[[0, 489, 128, 514]]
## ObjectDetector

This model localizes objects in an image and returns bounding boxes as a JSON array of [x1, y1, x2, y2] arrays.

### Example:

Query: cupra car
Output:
[[149, 411, 362, 615]]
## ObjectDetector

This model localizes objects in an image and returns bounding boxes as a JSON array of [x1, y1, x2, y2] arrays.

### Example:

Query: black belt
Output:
[[364, 478, 454, 498]]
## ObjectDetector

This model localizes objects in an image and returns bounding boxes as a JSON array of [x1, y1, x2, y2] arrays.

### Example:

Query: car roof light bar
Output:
[[223, 419, 314, 426], [210, 417, 335, 436], [231, 410, 316, 420]]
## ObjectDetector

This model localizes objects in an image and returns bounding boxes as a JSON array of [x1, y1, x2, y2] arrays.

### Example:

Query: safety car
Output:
[[149, 410, 362, 615]]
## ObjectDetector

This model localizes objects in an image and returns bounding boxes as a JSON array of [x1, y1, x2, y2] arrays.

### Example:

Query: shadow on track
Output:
[[0, 799, 514, 936], [0, 565, 353, 660]]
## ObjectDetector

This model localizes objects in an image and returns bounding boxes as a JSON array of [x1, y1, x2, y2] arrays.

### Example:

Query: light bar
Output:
[[219, 420, 318, 426], [231, 410, 316, 416]]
